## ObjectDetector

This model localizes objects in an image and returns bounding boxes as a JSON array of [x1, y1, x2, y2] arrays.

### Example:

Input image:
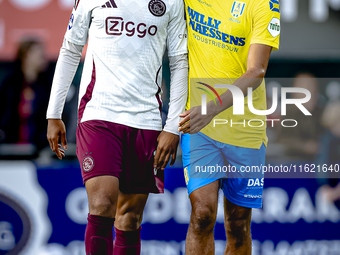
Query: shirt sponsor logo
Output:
[[105, 17, 158, 37], [231, 1, 245, 18], [269, 0, 280, 13], [267, 17, 280, 37], [148, 0, 166, 17], [187, 6, 246, 47]]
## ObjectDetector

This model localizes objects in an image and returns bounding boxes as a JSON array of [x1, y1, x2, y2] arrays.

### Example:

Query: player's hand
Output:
[[47, 119, 67, 160], [154, 131, 179, 171], [178, 106, 214, 134]]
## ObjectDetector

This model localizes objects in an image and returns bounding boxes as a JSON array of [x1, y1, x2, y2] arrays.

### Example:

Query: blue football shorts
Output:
[[181, 132, 266, 208]]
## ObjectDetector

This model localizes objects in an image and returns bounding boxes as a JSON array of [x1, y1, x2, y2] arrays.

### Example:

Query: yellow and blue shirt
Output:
[[185, 0, 280, 149]]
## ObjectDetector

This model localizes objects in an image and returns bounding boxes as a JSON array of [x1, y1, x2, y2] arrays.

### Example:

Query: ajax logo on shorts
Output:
[[231, 1, 245, 18], [148, 0, 166, 17], [83, 156, 95, 172]]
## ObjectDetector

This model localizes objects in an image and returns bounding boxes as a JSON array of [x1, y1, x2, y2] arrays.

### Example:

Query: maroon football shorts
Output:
[[76, 120, 164, 194]]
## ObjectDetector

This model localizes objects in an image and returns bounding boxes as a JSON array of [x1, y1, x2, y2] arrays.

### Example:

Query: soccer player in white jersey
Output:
[[46, 0, 188, 253]]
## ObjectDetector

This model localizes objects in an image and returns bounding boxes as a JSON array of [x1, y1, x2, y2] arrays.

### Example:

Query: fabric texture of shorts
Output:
[[181, 132, 265, 208], [76, 120, 163, 194]]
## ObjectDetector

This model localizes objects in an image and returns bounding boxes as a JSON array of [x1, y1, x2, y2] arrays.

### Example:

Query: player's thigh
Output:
[[115, 192, 149, 230], [181, 132, 222, 169], [77, 120, 126, 215], [181, 132, 225, 196], [221, 143, 266, 209], [85, 175, 120, 216], [119, 128, 162, 194], [77, 120, 124, 185]]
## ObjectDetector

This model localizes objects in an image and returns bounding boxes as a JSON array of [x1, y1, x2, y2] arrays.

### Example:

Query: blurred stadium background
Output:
[[1, 0, 340, 254]]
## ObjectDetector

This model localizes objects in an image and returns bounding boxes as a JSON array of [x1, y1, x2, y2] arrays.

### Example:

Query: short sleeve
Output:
[[167, 0, 188, 56], [64, 0, 92, 46], [250, 0, 280, 51]]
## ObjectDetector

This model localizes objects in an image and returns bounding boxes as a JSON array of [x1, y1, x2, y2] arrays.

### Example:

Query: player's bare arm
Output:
[[154, 53, 188, 170], [178, 44, 272, 134]]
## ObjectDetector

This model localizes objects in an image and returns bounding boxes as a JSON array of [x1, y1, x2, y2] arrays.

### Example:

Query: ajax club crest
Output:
[[83, 156, 95, 172], [149, 0, 166, 17], [231, 1, 246, 18]]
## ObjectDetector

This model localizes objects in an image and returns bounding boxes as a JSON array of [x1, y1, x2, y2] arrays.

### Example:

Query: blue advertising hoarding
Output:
[[0, 160, 340, 255]]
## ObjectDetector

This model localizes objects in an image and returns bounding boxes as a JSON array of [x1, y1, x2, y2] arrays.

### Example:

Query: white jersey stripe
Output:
[[78, 60, 96, 123]]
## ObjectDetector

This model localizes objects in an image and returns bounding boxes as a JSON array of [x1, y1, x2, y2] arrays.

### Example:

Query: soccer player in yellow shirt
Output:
[[178, 0, 280, 254]]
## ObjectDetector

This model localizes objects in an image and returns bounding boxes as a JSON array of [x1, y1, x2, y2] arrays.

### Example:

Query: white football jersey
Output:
[[66, 0, 187, 130]]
